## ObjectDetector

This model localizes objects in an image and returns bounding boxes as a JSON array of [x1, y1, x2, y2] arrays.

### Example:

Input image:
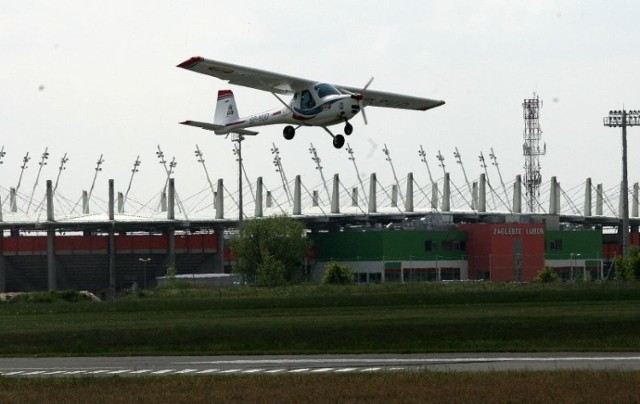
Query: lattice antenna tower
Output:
[[522, 93, 546, 212]]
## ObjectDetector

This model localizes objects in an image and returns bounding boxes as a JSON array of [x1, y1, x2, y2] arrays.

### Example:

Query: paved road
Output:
[[0, 353, 639, 377]]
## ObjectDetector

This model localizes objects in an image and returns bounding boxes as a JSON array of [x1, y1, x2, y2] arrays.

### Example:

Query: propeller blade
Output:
[[360, 101, 368, 125], [362, 77, 374, 92]]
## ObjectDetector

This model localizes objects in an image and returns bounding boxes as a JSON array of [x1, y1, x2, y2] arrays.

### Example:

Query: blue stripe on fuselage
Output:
[[293, 98, 343, 119]]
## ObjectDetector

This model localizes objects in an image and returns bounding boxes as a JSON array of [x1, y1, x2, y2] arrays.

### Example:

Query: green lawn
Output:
[[0, 282, 639, 356]]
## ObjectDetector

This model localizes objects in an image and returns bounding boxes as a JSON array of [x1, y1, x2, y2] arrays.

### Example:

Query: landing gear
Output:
[[283, 125, 295, 140], [321, 127, 345, 149], [344, 122, 353, 135]]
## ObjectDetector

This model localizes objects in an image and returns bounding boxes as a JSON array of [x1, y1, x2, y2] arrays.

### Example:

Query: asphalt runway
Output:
[[1, 353, 640, 377]]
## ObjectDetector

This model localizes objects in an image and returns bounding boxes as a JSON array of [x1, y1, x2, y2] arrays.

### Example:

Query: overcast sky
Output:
[[2, 1, 640, 217]]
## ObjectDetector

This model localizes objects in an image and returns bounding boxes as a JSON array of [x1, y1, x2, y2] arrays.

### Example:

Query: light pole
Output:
[[603, 109, 640, 258], [232, 134, 245, 225], [138, 257, 151, 289]]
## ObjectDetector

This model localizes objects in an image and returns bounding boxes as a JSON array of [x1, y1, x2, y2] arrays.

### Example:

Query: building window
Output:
[[441, 240, 466, 252], [425, 240, 436, 251], [550, 239, 563, 251]]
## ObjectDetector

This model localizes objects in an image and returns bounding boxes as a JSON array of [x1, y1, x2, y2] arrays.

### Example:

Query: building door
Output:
[[513, 239, 523, 282]]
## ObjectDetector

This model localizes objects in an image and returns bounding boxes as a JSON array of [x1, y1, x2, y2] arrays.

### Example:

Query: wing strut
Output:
[[255, 78, 296, 114]]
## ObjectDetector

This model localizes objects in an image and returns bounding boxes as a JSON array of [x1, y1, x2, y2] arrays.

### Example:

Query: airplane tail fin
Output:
[[214, 90, 240, 126], [181, 89, 257, 136]]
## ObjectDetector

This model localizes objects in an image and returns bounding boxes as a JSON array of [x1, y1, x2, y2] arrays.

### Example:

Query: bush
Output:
[[8, 290, 96, 304], [322, 262, 354, 285], [535, 266, 559, 283]]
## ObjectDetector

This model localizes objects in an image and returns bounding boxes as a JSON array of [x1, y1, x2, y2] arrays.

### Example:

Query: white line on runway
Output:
[[130, 370, 152, 374], [218, 369, 241, 374], [334, 368, 357, 373], [311, 368, 334, 373], [151, 369, 175, 375], [242, 368, 264, 373], [288, 368, 310, 373], [195, 369, 219, 374], [175, 369, 197, 374], [23, 371, 46, 376], [183, 356, 640, 366]]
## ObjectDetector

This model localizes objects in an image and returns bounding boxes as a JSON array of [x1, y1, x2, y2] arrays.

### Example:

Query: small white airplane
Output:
[[177, 56, 445, 149]]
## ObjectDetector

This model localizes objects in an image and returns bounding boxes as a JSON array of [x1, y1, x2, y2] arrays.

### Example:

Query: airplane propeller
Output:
[[343, 77, 374, 125]]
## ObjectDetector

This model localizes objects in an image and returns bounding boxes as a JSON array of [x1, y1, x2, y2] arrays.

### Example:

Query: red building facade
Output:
[[460, 223, 545, 281]]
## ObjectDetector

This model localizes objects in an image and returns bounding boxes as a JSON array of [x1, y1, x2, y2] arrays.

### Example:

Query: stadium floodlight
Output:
[[603, 109, 640, 258]]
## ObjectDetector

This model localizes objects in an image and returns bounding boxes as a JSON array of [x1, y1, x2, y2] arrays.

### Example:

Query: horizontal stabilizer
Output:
[[180, 120, 258, 136]]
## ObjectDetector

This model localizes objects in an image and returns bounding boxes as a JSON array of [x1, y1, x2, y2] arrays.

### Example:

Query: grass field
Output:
[[0, 282, 639, 356], [0, 371, 638, 403]]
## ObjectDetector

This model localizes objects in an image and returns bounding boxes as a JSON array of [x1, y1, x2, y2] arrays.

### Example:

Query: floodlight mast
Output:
[[124, 155, 141, 205], [489, 148, 510, 208], [53, 153, 69, 194], [309, 143, 331, 204], [346, 143, 368, 206], [436, 150, 446, 175], [271, 143, 292, 205], [194, 145, 216, 208], [16, 152, 31, 194], [27, 147, 49, 213], [603, 109, 640, 258], [454, 147, 473, 198], [87, 154, 104, 202], [478, 152, 496, 210], [383, 144, 405, 206]]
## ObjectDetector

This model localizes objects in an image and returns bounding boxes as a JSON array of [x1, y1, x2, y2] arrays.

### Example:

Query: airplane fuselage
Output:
[[221, 84, 361, 134]]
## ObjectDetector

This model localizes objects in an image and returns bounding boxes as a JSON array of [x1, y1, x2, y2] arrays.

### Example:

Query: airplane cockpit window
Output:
[[314, 83, 341, 98], [301, 90, 316, 109]]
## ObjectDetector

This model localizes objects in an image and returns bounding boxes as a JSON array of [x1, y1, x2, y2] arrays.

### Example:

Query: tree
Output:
[[615, 246, 640, 280], [229, 216, 312, 286], [321, 262, 354, 285]]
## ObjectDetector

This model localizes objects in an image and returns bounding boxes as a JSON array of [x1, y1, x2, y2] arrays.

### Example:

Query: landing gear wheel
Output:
[[283, 125, 295, 140], [333, 134, 345, 149], [344, 122, 353, 135]]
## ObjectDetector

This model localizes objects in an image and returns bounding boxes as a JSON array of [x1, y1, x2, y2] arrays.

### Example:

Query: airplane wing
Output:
[[178, 56, 445, 111], [338, 86, 445, 111], [180, 120, 258, 136], [177, 57, 313, 95]]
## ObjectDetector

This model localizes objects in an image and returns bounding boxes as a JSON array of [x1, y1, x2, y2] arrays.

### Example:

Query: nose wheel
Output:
[[322, 127, 346, 149], [344, 122, 353, 135]]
